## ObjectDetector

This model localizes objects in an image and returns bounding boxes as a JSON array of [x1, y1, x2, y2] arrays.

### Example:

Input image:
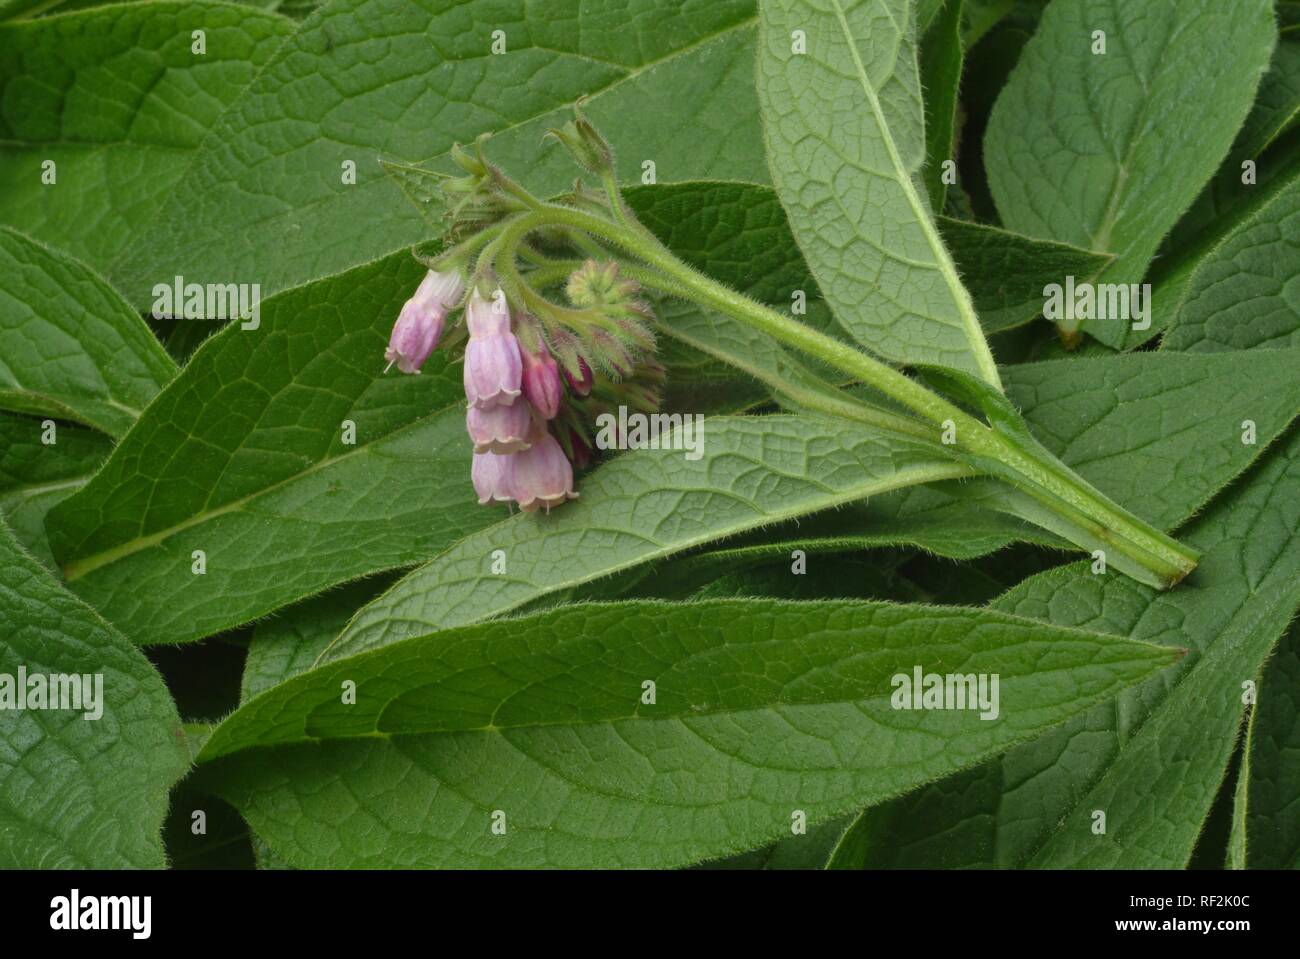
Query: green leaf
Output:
[[755, 0, 1001, 385], [937, 218, 1111, 334], [0, 227, 176, 436], [46, 252, 497, 646], [985, 0, 1276, 347], [110, 0, 768, 309], [323, 414, 968, 661], [700, 815, 854, 869], [0, 1, 294, 274], [838, 427, 1300, 869], [919, 0, 963, 211], [1228, 623, 1300, 869], [240, 576, 394, 702], [0, 519, 188, 867], [328, 347, 1300, 664], [199, 597, 1178, 868], [1159, 38, 1300, 290], [0, 412, 109, 568], [1163, 175, 1300, 352], [999, 349, 1300, 533], [629, 180, 1112, 336], [1237, 38, 1300, 159]]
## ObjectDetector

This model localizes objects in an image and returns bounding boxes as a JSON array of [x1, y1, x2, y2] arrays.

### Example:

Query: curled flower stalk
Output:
[[380, 110, 1197, 589]]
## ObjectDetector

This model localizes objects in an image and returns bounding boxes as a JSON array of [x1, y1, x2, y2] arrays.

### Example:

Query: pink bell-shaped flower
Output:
[[511, 422, 578, 513], [384, 269, 464, 374], [463, 289, 523, 407], [466, 399, 533, 454], [471, 451, 515, 505]]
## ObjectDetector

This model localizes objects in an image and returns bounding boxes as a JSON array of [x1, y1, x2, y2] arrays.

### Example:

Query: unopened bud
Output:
[[563, 356, 594, 397], [521, 341, 563, 419], [544, 112, 613, 175]]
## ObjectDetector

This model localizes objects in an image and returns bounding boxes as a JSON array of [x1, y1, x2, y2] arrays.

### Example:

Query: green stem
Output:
[[496, 206, 1199, 587]]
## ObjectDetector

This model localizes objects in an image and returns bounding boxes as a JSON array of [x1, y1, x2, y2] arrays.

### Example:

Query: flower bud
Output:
[[384, 268, 464, 374], [471, 451, 515, 505], [520, 341, 563, 420], [463, 289, 523, 407], [544, 113, 613, 175], [563, 356, 593, 397], [466, 399, 532, 454], [567, 428, 592, 471], [511, 425, 578, 513]]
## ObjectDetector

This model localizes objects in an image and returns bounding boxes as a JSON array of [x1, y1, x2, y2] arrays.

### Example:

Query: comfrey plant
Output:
[[8, 0, 1297, 879], [382, 110, 1196, 589]]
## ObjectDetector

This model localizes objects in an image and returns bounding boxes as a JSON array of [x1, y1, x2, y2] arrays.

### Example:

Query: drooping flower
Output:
[[463, 289, 522, 407], [520, 340, 562, 420], [384, 268, 464, 374], [466, 399, 533, 454], [511, 422, 578, 513], [471, 451, 515, 505]]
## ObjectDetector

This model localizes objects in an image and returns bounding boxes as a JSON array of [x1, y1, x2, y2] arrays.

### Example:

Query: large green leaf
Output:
[[0, 227, 176, 437], [985, 0, 1276, 347], [46, 252, 495, 645], [755, 0, 1000, 384], [324, 414, 968, 660], [0, 412, 109, 568], [200, 597, 1178, 868], [1163, 175, 1300, 352], [0, 520, 188, 867], [0, 1, 294, 273], [1228, 623, 1300, 869], [110, 0, 768, 309], [838, 427, 1300, 869]]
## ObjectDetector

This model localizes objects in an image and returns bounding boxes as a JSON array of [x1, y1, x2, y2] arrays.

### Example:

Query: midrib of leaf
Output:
[[826, 0, 1000, 389], [2, 476, 88, 501], [0, 389, 143, 424], [316, 454, 973, 664], [62, 397, 464, 582], [145, 13, 761, 242]]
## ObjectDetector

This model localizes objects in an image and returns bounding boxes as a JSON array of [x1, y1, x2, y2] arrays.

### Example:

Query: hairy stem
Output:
[[494, 206, 1199, 587]]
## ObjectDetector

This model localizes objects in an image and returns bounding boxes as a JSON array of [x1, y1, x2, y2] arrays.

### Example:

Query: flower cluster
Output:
[[380, 112, 667, 513], [384, 269, 588, 512]]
